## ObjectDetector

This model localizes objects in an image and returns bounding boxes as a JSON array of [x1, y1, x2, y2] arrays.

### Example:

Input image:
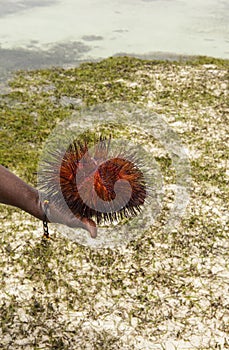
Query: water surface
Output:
[[0, 0, 228, 80]]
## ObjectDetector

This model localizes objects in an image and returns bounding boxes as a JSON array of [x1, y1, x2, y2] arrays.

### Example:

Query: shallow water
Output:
[[0, 0, 228, 78]]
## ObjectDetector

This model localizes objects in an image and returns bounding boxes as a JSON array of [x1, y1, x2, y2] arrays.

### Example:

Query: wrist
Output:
[[34, 191, 47, 221]]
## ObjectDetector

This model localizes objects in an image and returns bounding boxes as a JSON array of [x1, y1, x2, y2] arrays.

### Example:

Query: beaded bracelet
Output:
[[43, 200, 50, 239]]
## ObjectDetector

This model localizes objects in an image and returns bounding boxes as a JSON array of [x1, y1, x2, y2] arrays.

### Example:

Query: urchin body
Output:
[[41, 137, 146, 225]]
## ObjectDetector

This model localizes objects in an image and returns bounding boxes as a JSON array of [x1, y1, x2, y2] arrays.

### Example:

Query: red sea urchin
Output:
[[41, 136, 147, 225]]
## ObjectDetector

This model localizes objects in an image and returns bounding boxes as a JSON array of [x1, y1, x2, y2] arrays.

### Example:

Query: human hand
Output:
[[41, 199, 97, 238]]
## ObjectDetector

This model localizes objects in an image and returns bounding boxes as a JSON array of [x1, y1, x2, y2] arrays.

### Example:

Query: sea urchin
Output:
[[40, 136, 147, 226]]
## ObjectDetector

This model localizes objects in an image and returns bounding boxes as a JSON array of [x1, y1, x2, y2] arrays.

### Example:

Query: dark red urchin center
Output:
[[56, 138, 147, 224]]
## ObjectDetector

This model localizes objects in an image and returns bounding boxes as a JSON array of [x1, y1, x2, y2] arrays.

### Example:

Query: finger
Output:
[[81, 217, 97, 238]]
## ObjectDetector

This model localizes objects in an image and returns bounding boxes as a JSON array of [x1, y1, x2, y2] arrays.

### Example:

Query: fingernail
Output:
[[89, 226, 97, 238]]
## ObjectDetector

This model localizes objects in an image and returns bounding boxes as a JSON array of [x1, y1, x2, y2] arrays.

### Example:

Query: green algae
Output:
[[1, 55, 228, 183], [0, 55, 229, 349]]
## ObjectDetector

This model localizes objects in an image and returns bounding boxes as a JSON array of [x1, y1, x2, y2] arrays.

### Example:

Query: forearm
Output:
[[0, 165, 44, 221], [0, 165, 97, 237]]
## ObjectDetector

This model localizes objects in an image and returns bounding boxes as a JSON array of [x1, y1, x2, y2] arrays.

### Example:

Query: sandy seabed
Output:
[[0, 56, 228, 349]]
